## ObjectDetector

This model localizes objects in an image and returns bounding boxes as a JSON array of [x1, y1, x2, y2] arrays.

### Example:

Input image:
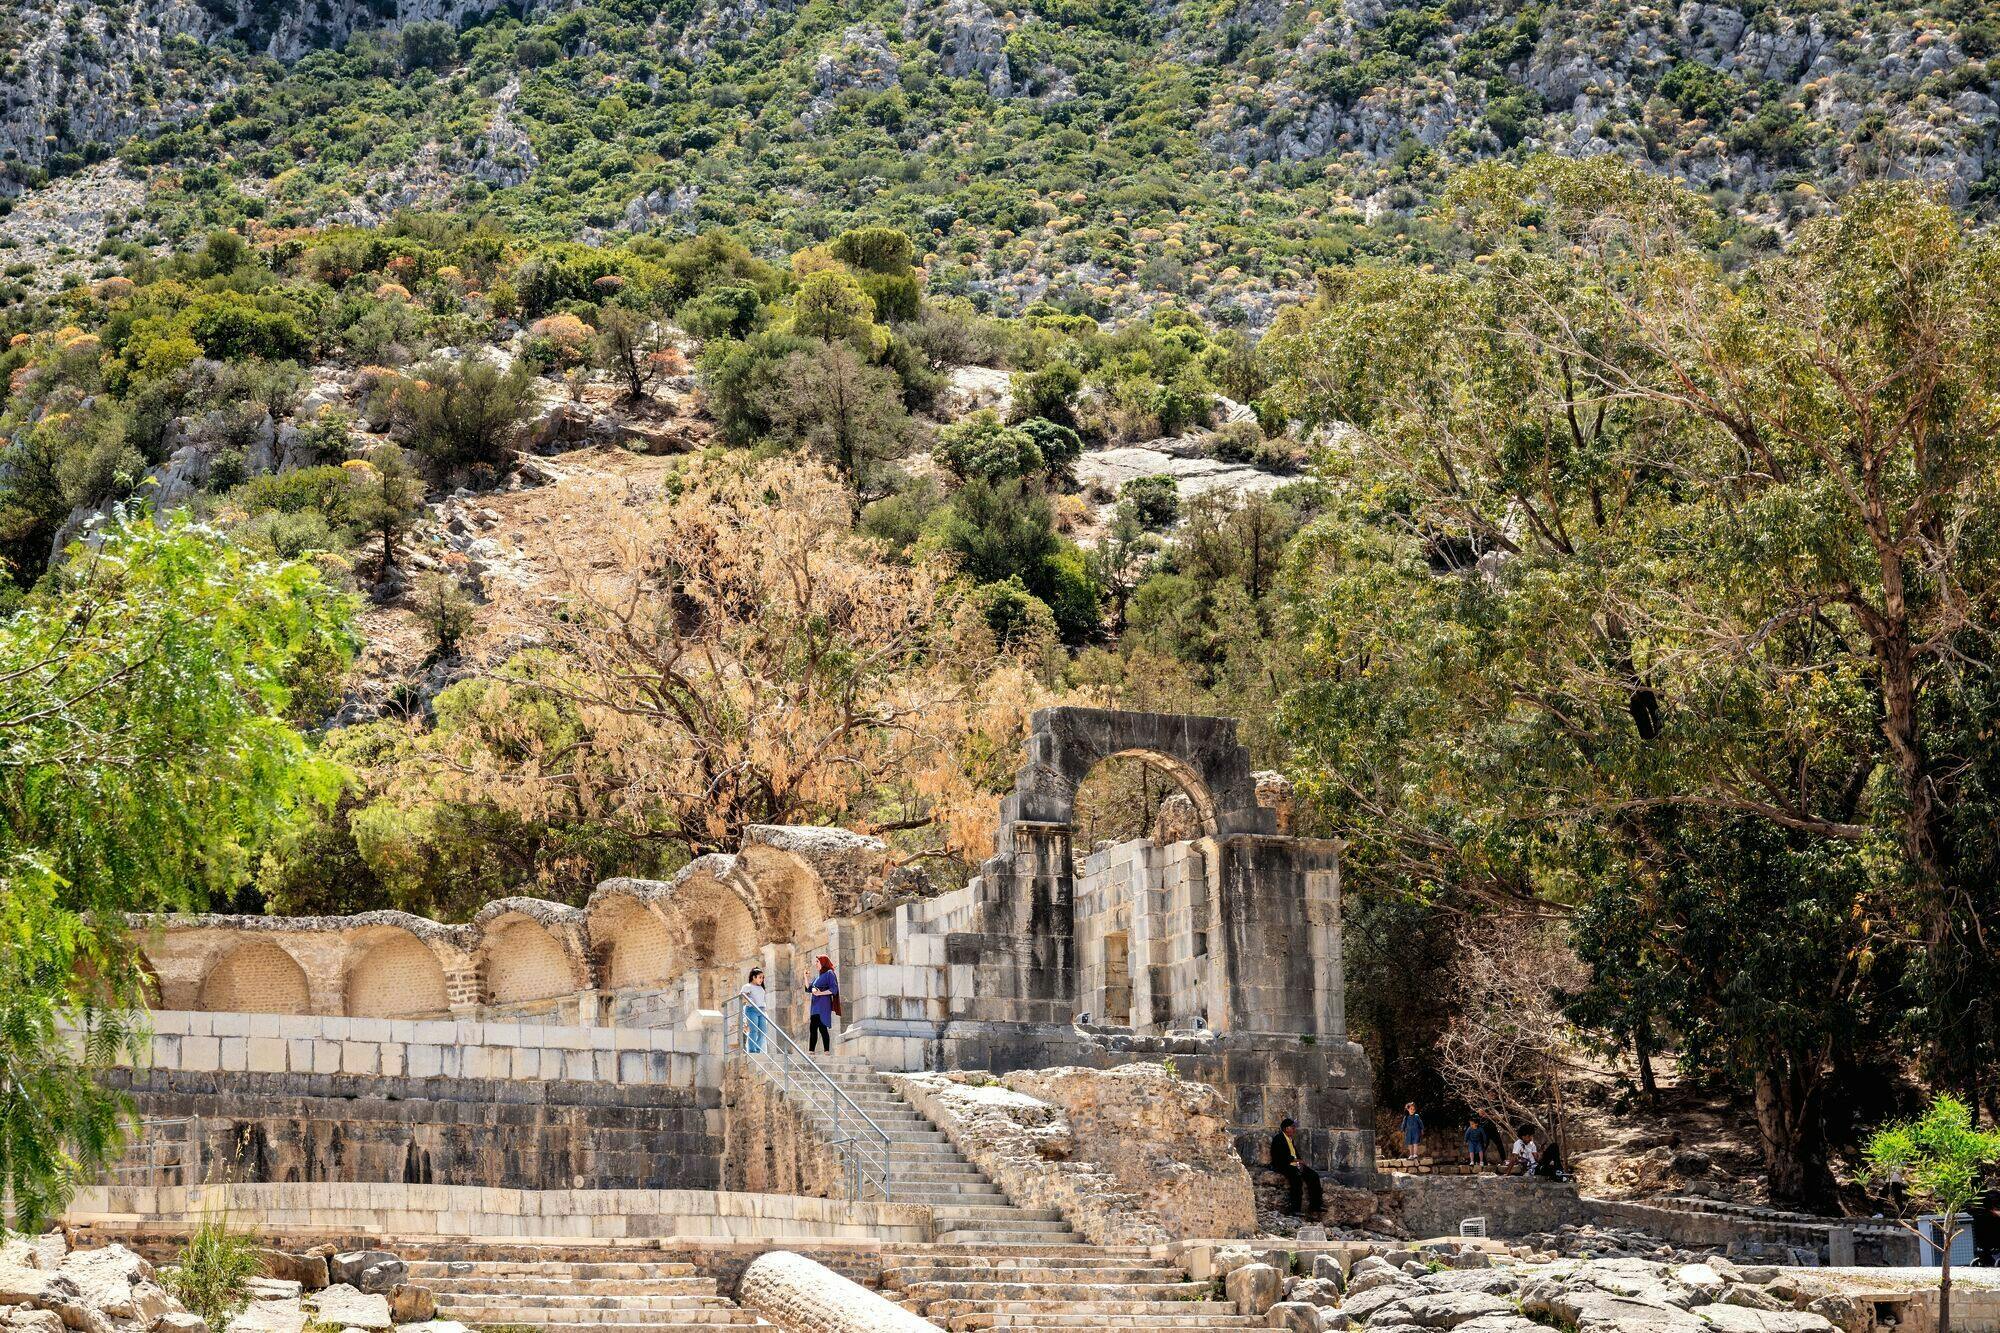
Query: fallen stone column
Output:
[[737, 1251, 938, 1332]]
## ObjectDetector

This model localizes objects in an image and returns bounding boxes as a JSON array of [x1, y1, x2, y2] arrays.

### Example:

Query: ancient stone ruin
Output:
[[108, 707, 1374, 1203]]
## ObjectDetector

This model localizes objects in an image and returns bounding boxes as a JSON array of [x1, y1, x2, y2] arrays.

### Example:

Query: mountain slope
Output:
[[1, 0, 1995, 325]]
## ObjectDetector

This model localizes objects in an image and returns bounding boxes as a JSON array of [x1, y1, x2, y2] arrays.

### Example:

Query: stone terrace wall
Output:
[[102, 1008, 728, 1191], [66, 1183, 933, 1244], [125, 1010, 718, 1084], [105, 1066, 720, 1190]]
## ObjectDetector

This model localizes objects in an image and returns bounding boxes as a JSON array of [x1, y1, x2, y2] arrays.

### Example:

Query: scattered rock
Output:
[[1228, 1263, 1283, 1317], [384, 1288, 432, 1325], [304, 1287, 390, 1332], [326, 1257, 404, 1297], [251, 1257, 324, 1295]]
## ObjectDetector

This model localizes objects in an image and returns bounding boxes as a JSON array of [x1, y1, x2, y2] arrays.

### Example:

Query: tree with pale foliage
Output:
[[0, 515, 353, 1228], [1864, 1096, 2000, 1332], [1434, 927, 1592, 1156], [374, 458, 1052, 867]]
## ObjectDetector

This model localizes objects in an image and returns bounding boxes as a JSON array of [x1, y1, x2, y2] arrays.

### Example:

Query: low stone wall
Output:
[[65, 1183, 933, 1244], [1590, 1198, 1918, 1265], [738, 1250, 938, 1333], [125, 1010, 718, 1086], [1384, 1173, 1589, 1238], [720, 1063, 854, 1200], [105, 1066, 722, 1190]]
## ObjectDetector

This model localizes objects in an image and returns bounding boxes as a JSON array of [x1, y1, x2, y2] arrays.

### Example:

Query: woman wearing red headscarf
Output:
[[807, 954, 840, 1052]]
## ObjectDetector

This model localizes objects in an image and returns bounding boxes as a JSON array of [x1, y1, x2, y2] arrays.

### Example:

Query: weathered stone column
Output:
[[738, 1251, 937, 1333]]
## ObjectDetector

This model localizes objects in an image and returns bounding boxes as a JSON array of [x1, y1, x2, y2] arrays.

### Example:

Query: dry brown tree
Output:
[[421, 456, 1055, 863], [1435, 925, 1595, 1152]]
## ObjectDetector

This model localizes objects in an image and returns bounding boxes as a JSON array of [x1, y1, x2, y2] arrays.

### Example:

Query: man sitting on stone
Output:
[[1270, 1117, 1324, 1216]]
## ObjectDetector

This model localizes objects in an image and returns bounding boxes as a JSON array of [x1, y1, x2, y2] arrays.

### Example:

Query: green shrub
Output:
[[162, 1214, 261, 1329]]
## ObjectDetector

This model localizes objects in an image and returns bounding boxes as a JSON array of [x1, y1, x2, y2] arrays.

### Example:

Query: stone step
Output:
[[906, 1281, 1213, 1304], [883, 1265, 1189, 1288], [929, 1230, 1085, 1246], [932, 1205, 1065, 1220], [434, 1288, 740, 1304], [924, 1299, 1249, 1319], [425, 1279, 725, 1297], [956, 1312, 1256, 1320], [410, 1261, 701, 1279], [434, 1306, 750, 1326], [446, 1323, 764, 1333], [954, 1315, 1263, 1332]]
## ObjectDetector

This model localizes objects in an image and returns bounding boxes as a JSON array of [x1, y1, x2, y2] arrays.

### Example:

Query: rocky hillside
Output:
[[3, 0, 1993, 325]]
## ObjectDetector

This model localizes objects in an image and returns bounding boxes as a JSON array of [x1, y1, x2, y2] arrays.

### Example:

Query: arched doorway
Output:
[[197, 939, 312, 1015]]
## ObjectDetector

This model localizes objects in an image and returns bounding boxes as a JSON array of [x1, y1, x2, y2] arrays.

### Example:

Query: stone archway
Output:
[[590, 894, 683, 990], [197, 939, 312, 1015], [664, 856, 764, 1010], [480, 914, 582, 1005], [1002, 707, 1273, 838], [345, 929, 450, 1018]]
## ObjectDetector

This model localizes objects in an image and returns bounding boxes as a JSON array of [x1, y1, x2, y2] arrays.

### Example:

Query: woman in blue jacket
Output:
[[808, 954, 839, 1052]]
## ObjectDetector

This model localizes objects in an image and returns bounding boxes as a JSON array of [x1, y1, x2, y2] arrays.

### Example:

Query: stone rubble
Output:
[[1223, 1245, 1855, 1333], [0, 1235, 199, 1333]]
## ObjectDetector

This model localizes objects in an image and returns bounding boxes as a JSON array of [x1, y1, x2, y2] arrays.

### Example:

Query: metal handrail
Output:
[[723, 994, 892, 1203], [103, 1115, 203, 1189]]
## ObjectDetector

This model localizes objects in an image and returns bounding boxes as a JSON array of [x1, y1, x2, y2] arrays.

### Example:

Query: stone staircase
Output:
[[879, 1245, 1263, 1332], [411, 1257, 766, 1331], [802, 1055, 1080, 1246]]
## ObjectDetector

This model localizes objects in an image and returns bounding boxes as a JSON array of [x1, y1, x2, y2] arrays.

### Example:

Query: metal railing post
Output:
[[722, 994, 892, 1203]]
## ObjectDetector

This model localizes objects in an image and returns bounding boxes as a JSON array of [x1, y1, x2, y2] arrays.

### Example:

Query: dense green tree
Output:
[[0, 516, 353, 1227], [1267, 158, 2000, 1193]]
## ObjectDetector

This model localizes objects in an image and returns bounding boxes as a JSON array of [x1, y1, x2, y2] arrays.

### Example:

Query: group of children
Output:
[[1400, 1102, 1566, 1178]]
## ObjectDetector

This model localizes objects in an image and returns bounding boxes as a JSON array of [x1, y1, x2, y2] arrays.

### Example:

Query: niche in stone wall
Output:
[[345, 930, 449, 1018], [482, 916, 578, 1005], [197, 939, 312, 1015], [596, 899, 680, 990], [669, 873, 761, 1010]]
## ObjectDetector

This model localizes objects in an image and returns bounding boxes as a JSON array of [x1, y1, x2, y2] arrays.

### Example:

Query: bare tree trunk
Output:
[[1634, 1021, 1658, 1099]]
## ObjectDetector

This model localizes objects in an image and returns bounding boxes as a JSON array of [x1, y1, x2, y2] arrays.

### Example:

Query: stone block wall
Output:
[[124, 1010, 719, 1086], [65, 1183, 932, 1243], [720, 1063, 861, 1201], [104, 1066, 722, 1191]]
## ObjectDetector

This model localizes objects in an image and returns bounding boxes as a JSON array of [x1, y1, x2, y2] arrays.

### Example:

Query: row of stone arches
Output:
[[145, 845, 840, 1019]]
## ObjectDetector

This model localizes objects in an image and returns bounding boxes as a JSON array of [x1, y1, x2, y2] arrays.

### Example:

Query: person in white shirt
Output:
[[1509, 1128, 1540, 1176], [739, 967, 769, 1054]]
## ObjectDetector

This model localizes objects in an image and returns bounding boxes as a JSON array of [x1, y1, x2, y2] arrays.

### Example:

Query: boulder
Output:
[[1287, 1278, 1344, 1307], [385, 1287, 433, 1325], [1690, 1307, 1836, 1333], [1804, 1294, 1871, 1333], [152, 1316, 206, 1333], [1268, 1302, 1323, 1332], [58, 1247, 152, 1317], [253, 1256, 325, 1293], [327, 1256, 404, 1297], [0, 1269, 57, 1307], [1371, 1291, 1516, 1329], [6, 1314, 66, 1333], [305, 1287, 391, 1332], [1310, 1254, 1346, 1290], [1341, 1282, 1421, 1322], [0, 1239, 66, 1273], [1228, 1264, 1283, 1317]]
